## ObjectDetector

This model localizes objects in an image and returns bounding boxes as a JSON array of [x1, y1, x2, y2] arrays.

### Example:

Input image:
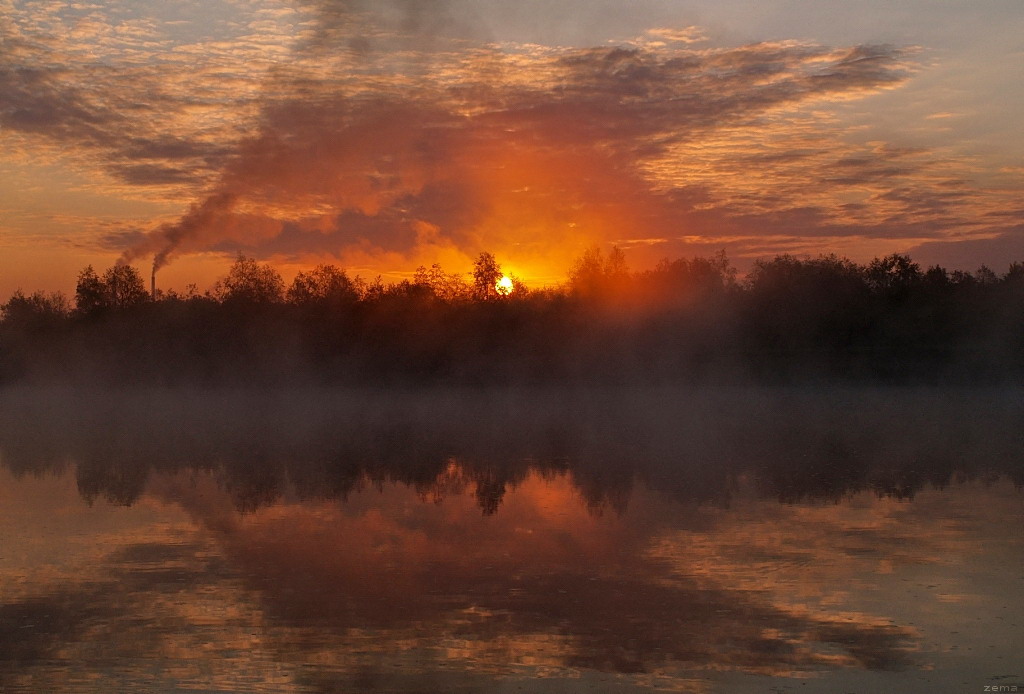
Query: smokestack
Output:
[[151, 265, 156, 301]]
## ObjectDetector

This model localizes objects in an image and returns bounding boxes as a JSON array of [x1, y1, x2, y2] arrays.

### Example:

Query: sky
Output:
[[2, 0, 1023, 296]]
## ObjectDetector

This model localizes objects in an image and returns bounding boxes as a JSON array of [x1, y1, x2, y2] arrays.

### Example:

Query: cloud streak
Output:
[[116, 29, 921, 271], [3, 0, 1022, 278]]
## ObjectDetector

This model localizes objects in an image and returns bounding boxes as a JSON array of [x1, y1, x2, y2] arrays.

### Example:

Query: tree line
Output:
[[1, 249, 1023, 385]]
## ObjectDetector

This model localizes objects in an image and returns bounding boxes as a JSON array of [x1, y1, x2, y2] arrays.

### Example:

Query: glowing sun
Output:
[[495, 275, 514, 295]]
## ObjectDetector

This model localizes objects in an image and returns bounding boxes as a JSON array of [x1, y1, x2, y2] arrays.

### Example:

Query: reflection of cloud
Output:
[[149, 467, 922, 679], [0, 546, 294, 693], [645, 483, 1018, 673], [0, 469, 287, 692], [3, 431, 1022, 690]]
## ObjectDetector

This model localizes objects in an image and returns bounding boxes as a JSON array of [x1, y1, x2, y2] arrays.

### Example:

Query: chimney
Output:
[[151, 266, 156, 300]]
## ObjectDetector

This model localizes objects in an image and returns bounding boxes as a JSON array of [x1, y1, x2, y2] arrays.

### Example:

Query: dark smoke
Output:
[[119, 192, 237, 271], [117, 0, 489, 273]]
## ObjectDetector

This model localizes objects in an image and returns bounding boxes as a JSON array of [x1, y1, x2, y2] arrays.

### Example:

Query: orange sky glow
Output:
[[2, 1, 1023, 296]]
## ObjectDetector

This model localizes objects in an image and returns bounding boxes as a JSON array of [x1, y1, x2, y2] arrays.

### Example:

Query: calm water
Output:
[[1, 387, 1022, 693]]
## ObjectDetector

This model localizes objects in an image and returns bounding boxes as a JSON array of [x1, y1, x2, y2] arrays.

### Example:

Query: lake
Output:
[[1, 387, 1021, 693]]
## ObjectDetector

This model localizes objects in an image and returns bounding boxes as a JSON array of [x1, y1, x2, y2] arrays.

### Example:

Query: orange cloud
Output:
[[3, 0, 1023, 289], [108, 36, 922, 278]]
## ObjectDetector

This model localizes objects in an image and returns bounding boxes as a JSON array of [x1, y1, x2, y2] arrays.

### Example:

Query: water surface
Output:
[[1, 387, 1021, 693]]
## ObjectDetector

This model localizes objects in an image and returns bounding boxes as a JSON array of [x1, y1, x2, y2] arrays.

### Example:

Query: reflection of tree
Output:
[[470, 469, 511, 516], [221, 457, 286, 514], [4, 389, 1022, 689], [571, 464, 633, 516], [0, 388, 1020, 514], [77, 458, 150, 507]]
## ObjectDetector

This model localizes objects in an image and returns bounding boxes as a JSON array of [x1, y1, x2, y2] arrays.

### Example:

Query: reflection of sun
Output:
[[496, 275, 514, 295]]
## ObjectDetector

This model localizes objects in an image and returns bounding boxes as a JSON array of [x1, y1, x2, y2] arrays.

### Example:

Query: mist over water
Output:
[[0, 385, 1021, 693], [2, 385, 1022, 506], [3, 2, 1023, 689]]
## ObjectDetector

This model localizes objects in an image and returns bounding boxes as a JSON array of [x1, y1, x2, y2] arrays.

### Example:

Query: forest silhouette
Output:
[[2, 249, 1023, 385]]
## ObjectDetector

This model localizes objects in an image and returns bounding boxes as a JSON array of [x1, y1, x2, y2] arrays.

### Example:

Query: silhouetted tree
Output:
[[639, 250, 735, 303], [923, 265, 950, 287], [568, 245, 630, 299], [605, 246, 628, 280], [288, 264, 358, 306], [414, 263, 471, 301], [72, 264, 148, 313], [4, 249, 1024, 387], [1005, 262, 1024, 286], [742, 254, 873, 377], [472, 252, 502, 301], [975, 264, 999, 285], [745, 254, 865, 297], [101, 264, 149, 308], [214, 255, 285, 303], [358, 275, 387, 301], [866, 254, 920, 295], [509, 275, 530, 296], [74, 265, 105, 314], [568, 246, 605, 296], [0, 290, 69, 343]]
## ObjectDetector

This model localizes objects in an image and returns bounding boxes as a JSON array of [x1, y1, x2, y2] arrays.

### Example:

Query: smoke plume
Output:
[[116, 2, 913, 275]]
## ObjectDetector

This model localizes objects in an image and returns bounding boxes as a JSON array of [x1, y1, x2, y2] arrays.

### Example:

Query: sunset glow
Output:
[[495, 275, 515, 295], [1, 1, 1022, 296], [2, 6, 1024, 689]]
